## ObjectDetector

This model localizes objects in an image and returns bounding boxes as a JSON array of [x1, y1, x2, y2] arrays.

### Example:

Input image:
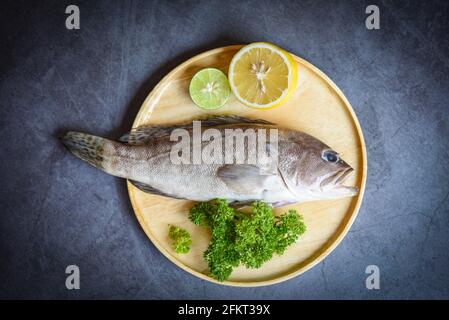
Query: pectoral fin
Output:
[[217, 164, 278, 195]]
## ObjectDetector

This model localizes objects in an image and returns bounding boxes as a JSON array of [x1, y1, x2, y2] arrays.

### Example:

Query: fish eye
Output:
[[322, 149, 339, 163]]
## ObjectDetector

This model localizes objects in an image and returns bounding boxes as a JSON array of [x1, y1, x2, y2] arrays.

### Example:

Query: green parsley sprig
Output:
[[189, 199, 306, 281], [168, 225, 192, 254]]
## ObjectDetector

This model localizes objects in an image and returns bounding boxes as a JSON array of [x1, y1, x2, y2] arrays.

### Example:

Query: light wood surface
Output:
[[127, 45, 367, 287]]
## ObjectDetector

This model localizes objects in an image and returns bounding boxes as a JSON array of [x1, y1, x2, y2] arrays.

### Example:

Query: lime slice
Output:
[[189, 68, 230, 109]]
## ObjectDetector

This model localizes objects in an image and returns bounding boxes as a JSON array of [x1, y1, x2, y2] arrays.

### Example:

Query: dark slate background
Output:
[[1, 0, 448, 299]]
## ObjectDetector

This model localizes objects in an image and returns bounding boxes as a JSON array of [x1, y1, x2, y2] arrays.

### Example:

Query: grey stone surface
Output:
[[0, 0, 448, 299]]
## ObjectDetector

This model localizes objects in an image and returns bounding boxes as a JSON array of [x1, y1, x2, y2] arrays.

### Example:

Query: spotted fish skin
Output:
[[61, 132, 107, 169]]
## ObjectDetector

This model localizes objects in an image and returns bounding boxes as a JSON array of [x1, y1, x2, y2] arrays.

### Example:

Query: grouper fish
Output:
[[61, 116, 358, 207]]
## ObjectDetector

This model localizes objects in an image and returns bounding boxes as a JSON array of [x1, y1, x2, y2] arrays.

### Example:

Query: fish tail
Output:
[[61, 131, 111, 170]]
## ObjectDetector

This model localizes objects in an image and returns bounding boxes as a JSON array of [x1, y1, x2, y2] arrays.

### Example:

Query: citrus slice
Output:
[[228, 42, 298, 109], [189, 68, 231, 109]]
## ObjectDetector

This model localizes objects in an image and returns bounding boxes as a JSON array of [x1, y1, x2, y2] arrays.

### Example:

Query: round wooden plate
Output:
[[127, 45, 367, 287]]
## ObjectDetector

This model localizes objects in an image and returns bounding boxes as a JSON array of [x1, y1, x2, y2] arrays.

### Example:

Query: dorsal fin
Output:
[[119, 115, 275, 145], [192, 115, 274, 127]]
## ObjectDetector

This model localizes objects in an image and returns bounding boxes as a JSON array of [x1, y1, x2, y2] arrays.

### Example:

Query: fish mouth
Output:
[[320, 167, 353, 188], [320, 167, 359, 197], [332, 167, 359, 196], [335, 167, 354, 185]]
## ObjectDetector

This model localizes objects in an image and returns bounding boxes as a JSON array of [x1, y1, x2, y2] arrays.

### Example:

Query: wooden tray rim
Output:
[[127, 45, 367, 287]]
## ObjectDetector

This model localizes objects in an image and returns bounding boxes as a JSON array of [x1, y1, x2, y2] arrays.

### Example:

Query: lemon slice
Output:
[[189, 68, 231, 110], [228, 42, 298, 109]]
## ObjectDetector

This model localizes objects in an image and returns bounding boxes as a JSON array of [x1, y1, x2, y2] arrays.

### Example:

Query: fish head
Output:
[[279, 133, 359, 201], [311, 151, 359, 199]]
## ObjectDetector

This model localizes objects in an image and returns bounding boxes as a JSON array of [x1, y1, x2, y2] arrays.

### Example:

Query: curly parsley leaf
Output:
[[168, 225, 192, 254]]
